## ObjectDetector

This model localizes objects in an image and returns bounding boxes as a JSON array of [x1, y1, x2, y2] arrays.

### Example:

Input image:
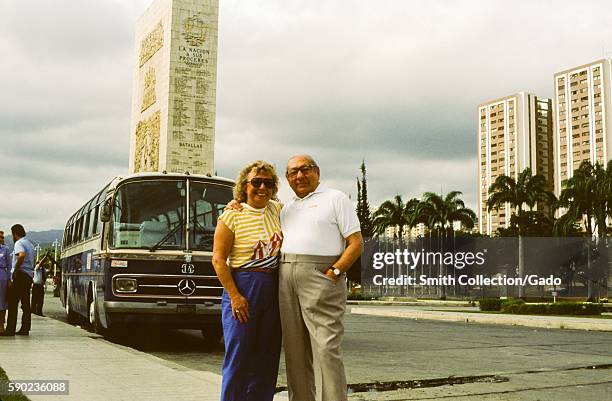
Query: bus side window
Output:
[[92, 204, 100, 235], [84, 210, 91, 239]]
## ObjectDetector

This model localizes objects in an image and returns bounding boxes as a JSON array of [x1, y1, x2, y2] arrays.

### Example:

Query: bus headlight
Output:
[[115, 278, 138, 293]]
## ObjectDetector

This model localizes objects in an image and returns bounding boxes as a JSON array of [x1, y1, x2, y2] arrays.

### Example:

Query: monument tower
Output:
[[129, 0, 219, 175]]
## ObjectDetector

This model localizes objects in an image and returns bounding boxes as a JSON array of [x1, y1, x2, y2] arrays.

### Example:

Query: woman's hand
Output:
[[230, 293, 250, 323]]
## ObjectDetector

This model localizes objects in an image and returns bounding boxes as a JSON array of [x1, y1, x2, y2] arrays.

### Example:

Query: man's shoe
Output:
[[15, 330, 29, 336]]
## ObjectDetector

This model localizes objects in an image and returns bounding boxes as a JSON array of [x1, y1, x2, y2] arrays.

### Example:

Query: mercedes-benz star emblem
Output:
[[178, 279, 196, 296]]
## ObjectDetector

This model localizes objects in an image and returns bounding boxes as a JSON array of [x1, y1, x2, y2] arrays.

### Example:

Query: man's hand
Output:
[[225, 199, 243, 212], [325, 268, 341, 282]]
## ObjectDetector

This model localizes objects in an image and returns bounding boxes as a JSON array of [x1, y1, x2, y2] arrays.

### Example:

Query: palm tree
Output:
[[553, 211, 581, 237], [558, 161, 609, 300], [419, 191, 476, 235], [487, 167, 556, 298], [418, 191, 476, 299], [373, 195, 418, 239]]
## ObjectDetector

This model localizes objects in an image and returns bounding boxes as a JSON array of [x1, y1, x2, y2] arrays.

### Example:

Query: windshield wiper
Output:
[[149, 217, 185, 252]]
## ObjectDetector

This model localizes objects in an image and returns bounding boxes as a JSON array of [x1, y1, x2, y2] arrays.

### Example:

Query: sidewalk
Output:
[[0, 315, 288, 401], [351, 306, 612, 331]]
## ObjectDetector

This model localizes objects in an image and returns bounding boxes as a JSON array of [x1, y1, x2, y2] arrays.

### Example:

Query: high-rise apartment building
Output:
[[553, 59, 612, 195], [477, 93, 553, 235]]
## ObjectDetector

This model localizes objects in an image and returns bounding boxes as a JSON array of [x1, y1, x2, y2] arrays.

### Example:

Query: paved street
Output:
[[40, 290, 612, 400]]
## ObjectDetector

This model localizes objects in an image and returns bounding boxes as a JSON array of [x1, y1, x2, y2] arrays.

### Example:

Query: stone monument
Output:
[[129, 0, 219, 175]]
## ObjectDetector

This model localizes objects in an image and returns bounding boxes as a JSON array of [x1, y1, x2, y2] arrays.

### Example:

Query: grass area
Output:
[[0, 366, 30, 401], [431, 309, 612, 319]]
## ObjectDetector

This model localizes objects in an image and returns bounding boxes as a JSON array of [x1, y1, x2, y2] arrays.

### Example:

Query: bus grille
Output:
[[112, 274, 223, 301]]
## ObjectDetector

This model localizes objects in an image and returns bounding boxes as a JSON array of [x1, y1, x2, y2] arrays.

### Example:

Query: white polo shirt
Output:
[[280, 185, 361, 256]]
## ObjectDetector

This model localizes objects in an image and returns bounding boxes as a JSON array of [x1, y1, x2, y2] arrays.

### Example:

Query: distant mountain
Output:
[[4, 229, 63, 249]]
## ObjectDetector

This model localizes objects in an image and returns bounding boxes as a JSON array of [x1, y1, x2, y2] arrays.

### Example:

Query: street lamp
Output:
[[52, 238, 59, 276]]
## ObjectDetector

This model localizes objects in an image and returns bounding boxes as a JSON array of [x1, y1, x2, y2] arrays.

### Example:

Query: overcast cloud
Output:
[[2, 0, 612, 231]]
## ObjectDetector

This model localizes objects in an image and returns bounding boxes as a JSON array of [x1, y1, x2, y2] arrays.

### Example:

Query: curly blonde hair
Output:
[[234, 160, 279, 203]]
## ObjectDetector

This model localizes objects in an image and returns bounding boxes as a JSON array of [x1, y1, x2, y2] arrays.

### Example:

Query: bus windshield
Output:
[[110, 179, 232, 251]]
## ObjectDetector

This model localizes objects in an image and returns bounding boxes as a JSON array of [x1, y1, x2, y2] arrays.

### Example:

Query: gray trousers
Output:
[[279, 253, 347, 401]]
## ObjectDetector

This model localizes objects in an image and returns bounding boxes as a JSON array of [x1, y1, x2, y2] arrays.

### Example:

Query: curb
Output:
[[347, 300, 476, 307], [350, 307, 612, 331]]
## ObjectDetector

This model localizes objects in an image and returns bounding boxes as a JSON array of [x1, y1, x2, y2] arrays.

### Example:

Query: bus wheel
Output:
[[201, 322, 223, 345], [88, 297, 104, 335], [65, 293, 78, 325]]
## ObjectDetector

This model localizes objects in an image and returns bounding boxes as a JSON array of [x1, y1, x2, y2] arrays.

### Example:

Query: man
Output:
[[31, 254, 49, 316], [2, 224, 35, 336], [0, 231, 11, 334], [280, 155, 363, 401]]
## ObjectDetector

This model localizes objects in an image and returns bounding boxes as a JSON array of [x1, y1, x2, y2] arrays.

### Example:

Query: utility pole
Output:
[[52, 238, 59, 276], [35, 243, 41, 262]]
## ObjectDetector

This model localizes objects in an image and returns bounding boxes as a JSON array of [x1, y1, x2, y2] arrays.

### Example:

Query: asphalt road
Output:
[[41, 289, 612, 400]]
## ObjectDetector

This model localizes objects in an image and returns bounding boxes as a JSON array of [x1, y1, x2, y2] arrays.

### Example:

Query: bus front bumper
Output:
[[102, 301, 222, 328], [104, 301, 221, 315]]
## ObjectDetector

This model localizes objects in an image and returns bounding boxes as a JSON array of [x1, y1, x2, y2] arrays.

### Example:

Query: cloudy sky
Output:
[[1, 0, 612, 231]]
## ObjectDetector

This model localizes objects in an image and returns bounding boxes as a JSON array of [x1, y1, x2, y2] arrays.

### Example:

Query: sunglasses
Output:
[[248, 178, 276, 189], [286, 164, 316, 178]]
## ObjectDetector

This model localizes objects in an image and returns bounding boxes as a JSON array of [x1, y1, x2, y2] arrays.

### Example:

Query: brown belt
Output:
[[235, 267, 276, 274]]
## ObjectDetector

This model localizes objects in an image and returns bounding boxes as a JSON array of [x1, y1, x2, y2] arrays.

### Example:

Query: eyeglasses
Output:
[[248, 178, 276, 189], [286, 164, 317, 178]]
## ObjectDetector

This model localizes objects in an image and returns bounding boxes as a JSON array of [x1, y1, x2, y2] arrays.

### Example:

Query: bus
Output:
[[60, 172, 234, 341]]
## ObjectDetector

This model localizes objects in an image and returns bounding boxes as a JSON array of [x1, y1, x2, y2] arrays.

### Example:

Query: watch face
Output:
[[333, 268, 341, 276]]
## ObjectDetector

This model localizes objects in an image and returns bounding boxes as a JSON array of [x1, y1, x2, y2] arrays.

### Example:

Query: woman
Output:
[[212, 160, 283, 401], [0, 231, 10, 334]]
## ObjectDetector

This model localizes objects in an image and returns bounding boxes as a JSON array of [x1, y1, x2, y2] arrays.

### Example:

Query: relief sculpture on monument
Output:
[[183, 14, 208, 47], [141, 67, 157, 112], [139, 21, 164, 67], [134, 111, 161, 172]]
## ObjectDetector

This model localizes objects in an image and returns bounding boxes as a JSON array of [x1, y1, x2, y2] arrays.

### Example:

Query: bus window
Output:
[[84, 210, 91, 239], [110, 180, 186, 249], [190, 182, 233, 251], [92, 204, 100, 235]]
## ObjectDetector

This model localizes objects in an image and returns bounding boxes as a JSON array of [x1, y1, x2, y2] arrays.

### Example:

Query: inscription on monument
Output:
[[139, 21, 164, 67], [134, 111, 161, 172], [166, 12, 216, 174], [172, 99, 190, 127]]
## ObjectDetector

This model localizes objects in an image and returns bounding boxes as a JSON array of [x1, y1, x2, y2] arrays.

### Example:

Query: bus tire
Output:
[[88, 290, 104, 335], [201, 322, 223, 345], [65, 289, 78, 325]]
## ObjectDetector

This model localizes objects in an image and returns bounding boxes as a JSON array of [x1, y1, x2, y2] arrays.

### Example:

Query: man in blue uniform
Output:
[[0, 230, 11, 334], [2, 224, 35, 336]]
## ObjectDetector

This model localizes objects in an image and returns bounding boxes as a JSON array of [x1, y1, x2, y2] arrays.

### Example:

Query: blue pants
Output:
[[221, 270, 281, 401]]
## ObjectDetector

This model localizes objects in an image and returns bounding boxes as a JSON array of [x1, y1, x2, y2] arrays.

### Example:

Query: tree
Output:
[[418, 191, 476, 299], [487, 167, 556, 298], [418, 191, 476, 235], [558, 161, 610, 300], [356, 160, 373, 238], [372, 195, 408, 239]]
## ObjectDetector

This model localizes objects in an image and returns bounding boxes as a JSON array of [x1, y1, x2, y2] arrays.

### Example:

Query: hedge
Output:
[[479, 298, 525, 311], [479, 298, 502, 311], [501, 298, 525, 310]]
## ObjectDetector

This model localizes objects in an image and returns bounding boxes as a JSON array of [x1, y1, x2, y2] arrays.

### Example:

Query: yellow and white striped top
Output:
[[218, 200, 283, 269]]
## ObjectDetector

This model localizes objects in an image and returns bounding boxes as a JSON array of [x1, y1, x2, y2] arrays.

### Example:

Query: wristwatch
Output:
[[330, 266, 342, 277]]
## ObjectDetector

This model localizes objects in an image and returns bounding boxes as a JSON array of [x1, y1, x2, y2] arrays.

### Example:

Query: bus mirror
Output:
[[100, 199, 112, 222]]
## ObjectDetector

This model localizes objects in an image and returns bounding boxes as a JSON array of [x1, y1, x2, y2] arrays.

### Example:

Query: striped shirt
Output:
[[219, 200, 283, 269]]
